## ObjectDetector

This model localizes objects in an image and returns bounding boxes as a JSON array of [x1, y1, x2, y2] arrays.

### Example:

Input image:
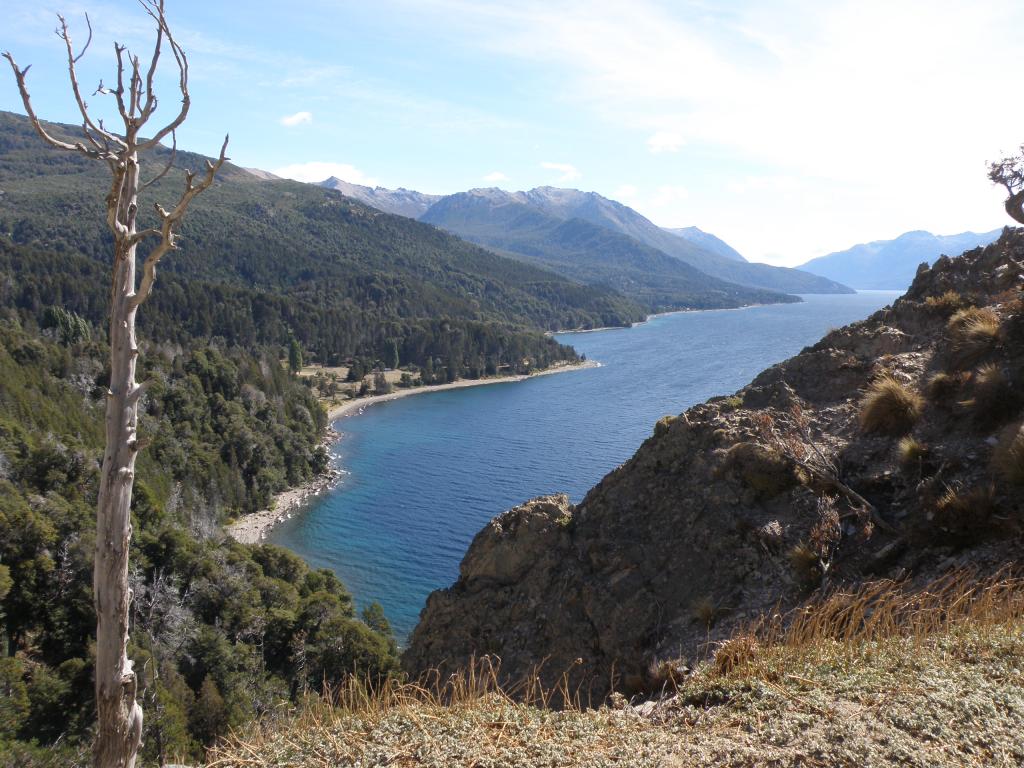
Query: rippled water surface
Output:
[[270, 292, 900, 640]]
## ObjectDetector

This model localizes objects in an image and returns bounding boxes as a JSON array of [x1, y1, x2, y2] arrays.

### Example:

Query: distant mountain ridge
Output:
[[799, 229, 1003, 289], [419, 188, 795, 312], [320, 176, 442, 218], [317, 179, 852, 296], [663, 226, 746, 262]]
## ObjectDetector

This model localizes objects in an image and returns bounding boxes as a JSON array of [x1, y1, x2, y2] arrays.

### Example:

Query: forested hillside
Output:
[[0, 302, 401, 764], [0, 110, 642, 371]]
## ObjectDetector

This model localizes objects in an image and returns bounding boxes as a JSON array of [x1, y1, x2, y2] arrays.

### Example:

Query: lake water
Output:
[[270, 291, 900, 641]]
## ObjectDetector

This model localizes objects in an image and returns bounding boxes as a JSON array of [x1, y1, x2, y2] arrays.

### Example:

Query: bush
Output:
[[924, 290, 965, 316], [723, 442, 798, 499], [788, 542, 821, 591], [928, 485, 998, 545], [925, 371, 959, 404], [948, 307, 1001, 369], [966, 364, 1020, 427], [859, 375, 923, 436], [993, 422, 1024, 486], [897, 436, 928, 470]]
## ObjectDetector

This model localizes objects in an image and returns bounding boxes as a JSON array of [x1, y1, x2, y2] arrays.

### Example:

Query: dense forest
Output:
[[0, 110, 644, 372], [0, 312, 400, 765]]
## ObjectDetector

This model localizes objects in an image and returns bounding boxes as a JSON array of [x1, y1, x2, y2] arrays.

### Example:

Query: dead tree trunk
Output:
[[4, 4, 227, 766]]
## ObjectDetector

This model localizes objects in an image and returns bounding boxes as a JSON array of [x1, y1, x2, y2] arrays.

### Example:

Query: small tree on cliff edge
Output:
[[989, 145, 1024, 225], [4, 4, 227, 766]]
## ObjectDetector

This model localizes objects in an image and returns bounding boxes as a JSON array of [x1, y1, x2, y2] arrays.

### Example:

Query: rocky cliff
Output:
[[404, 229, 1024, 696]]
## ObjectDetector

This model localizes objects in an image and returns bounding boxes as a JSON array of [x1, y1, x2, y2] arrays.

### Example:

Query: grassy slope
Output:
[[209, 574, 1024, 767]]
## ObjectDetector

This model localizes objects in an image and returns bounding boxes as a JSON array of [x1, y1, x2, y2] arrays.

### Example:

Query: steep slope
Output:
[[420, 189, 797, 311], [319, 176, 442, 218], [406, 229, 1024, 697], [0, 111, 647, 365], [513, 186, 853, 294], [663, 225, 747, 262], [799, 229, 1002, 289]]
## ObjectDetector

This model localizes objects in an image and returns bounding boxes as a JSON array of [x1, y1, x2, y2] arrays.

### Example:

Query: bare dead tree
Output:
[[989, 146, 1024, 225], [3, 4, 227, 766]]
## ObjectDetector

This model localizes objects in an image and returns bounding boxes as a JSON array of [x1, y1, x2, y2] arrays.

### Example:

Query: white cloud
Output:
[[412, 0, 1022, 261], [615, 184, 639, 201], [279, 111, 313, 127], [483, 171, 509, 182], [540, 161, 581, 182], [273, 162, 380, 186], [646, 131, 685, 154]]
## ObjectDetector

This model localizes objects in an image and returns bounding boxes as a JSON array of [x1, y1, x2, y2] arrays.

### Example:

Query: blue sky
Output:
[[3, 0, 1023, 265]]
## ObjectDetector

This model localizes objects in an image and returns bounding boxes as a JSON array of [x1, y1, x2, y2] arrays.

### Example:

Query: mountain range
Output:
[[798, 229, 1003, 289], [319, 179, 854, 298]]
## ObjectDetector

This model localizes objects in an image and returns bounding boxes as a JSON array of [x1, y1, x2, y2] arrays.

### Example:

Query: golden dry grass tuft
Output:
[[896, 436, 928, 469], [924, 289, 966, 316], [924, 371, 960, 404], [948, 306, 1002, 369], [928, 485, 999, 543], [964, 364, 1020, 427], [994, 421, 1024, 486], [859, 375, 924, 436]]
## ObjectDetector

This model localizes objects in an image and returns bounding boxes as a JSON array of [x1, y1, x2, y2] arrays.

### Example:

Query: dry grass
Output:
[[924, 289, 966, 316], [964, 364, 1020, 427], [925, 370, 960, 404], [787, 542, 821, 591], [948, 306, 1002, 369], [859, 375, 924, 436], [207, 572, 1024, 768], [702, 570, 1024, 681], [896, 436, 928, 469], [928, 485, 999, 544], [994, 421, 1024, 486]]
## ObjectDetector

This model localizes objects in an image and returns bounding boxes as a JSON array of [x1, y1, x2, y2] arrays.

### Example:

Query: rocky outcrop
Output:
[[404, 229, 1024, 697]]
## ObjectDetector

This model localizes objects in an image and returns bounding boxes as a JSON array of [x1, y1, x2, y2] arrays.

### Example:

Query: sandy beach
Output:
[[226, 359, 599, 544]]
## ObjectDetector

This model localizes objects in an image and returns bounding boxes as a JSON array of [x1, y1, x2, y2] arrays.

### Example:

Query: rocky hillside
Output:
[[405, 228, 1024, 696]]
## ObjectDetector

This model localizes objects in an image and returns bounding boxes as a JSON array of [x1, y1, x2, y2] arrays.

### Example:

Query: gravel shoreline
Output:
[[225, 360, 599, 544]]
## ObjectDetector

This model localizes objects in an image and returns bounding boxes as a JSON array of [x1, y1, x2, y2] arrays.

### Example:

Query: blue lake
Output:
[[270, 291, 900, 641]]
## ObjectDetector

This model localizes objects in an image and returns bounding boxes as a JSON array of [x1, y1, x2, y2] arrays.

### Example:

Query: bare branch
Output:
[[140, 22, 164, 121], [112, 43, 131, 124], [136, 0, 190, 149], [132, 135, 229, 308], [140, 130, 177, 191], [2, 51, 109, 158], [71, 12, 93, 63], [56, 14, 126, 149]]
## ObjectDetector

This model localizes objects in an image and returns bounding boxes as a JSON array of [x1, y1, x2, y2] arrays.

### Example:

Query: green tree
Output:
[[288, 338, 304, 374]]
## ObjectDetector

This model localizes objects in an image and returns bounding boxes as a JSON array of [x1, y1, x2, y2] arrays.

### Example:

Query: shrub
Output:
[[965, 364, 1020, 427], [713, 634, 760, 676], [948, 307, 1001, 369], [692, 596, 717, 627], [788, 542, 821, 591], [928, 485, 998, 545], [993, 422, 1024, 486], [897, 436, 928, 470], [859, 375, 923, 436], [924, 290, 965, 316], [924, 371, 959, 404], [723, 442, 798, 499], [653, 414, 677, 436]]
